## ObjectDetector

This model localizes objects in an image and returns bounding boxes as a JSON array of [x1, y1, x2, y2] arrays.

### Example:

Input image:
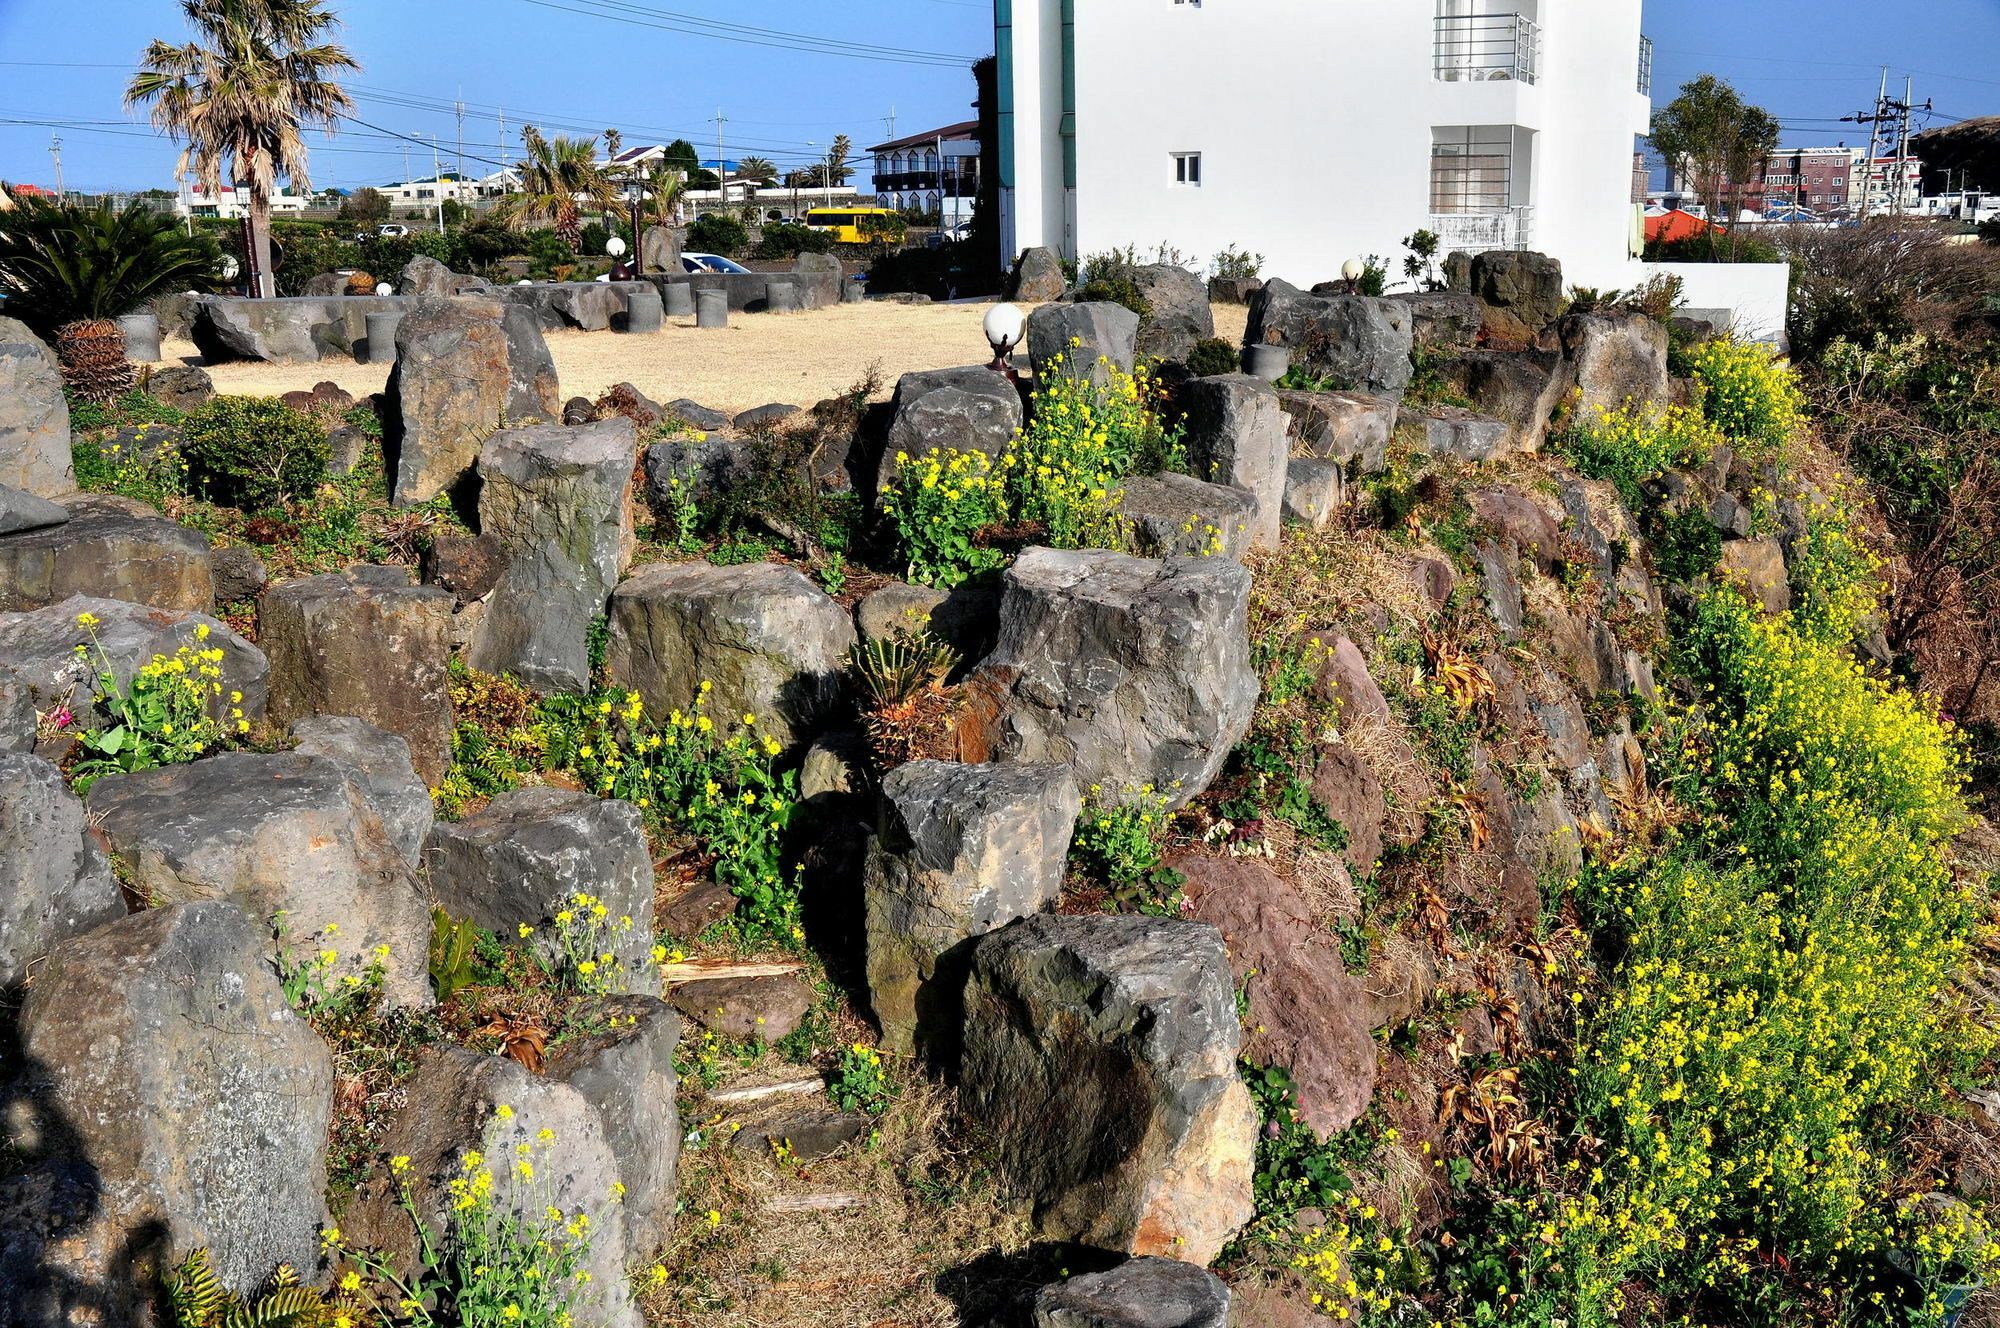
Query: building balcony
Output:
[[1434, 13, 1540, 86], [1430, 207, 1536, 253], [1638, 34, 1654, 97]]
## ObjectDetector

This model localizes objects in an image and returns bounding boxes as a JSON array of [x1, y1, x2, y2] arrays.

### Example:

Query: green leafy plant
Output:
[[67, 612, 237, 794], [1072, 782, 1186, 914], [180, 396, 330, 510], [1211, 244, 1263, 281], [0, 197, 218, 335], [1685, 335, 1806, 459], [166, 1249, 329, 1328], [829, 1042, 893, 1114], [275, 915, 387, 1020], [880, 446, 1008, 588], [687, 211, 749, 257], [428, 907, 482, 1004], [71, 420, 188, 508], [1186, 337, 1241, 377], [544, 890, 638, 995], [1557, 401, 1722, 507], [851, 629, 957, 709]]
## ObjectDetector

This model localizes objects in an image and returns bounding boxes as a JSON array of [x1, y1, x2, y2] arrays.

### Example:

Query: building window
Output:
[[1431, 126, 1512, 213], [1173, 152, 1202, 186]]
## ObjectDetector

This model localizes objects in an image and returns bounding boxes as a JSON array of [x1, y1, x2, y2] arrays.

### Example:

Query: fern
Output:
[[166, 1251, 331, 1328], [167, 1249, 227, 1328]]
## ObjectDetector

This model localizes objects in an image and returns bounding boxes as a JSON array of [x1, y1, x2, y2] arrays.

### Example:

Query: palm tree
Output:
[[127, 0, 358, 300], [638, 162, 687, 230], [737, 156, 778, 187], [497, 125, 620, 252], [826, 134, 854, 186]]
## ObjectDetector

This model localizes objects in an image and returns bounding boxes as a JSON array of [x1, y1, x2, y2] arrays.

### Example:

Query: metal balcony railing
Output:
[[1434, 13, 1540, 85], [1638, 34, 1654, 97], [1429, 207, 1536, 252]]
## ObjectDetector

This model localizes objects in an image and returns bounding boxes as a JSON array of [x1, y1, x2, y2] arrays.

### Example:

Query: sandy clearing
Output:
[[161, 299, 1255, 416]]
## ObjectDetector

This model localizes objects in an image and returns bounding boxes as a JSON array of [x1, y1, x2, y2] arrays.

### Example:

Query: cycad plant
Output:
[[0, 199, 219, 401], [497, 125, 620, 252]]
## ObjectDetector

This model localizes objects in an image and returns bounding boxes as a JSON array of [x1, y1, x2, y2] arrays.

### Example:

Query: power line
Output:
[[510, 0, 974, 66]]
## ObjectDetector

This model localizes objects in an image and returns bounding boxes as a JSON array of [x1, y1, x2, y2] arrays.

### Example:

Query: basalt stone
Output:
[[668, 973, 813, 1042], [1537, 310, 1669, 414], [1469, 486, 1564, 573], [864, 759, 1080, 1056], [1432, 348, 1570, 453], [0, 318, 72, 498], [1118, 473, 1260, 560], [1032, 1257, 1231, 1328], [424, 788, 658, 995], [1393, 290, 1485, 350], [1282, 457, 1347, 531], [342, 1046, 644, 1328], [1012, 246, 1069, 303], [960, 548, 1255, 808], [640, 225, 681, 277], [0, 483, 67, 536], [259, 565, 455, 786], [399, 254, 484, 299], [495, 280, 653, 334], [0, 494, 213, 613], [288, 716, 434, 866], [210, 545, 268, 604], [1416, 407, 1512, 462], [0, 752, 121, 989], [1245, 281, 1414, 397], [607, 560, 856, 749], [190, 293, 405, 364], [1181, 375, 1288, 549], [543, 995, 682, 1259], [0, 902, 333, 1319], [88, 752, 434, 1007], [666, 398, 731, 432], [418, 531, 510, 605], [1308, 744, 1385, 875], [727, 1106, 869, 1161], [734, 402, 799, 432], [1717, 537, 1791, 615], [790, 253, 842, 308], [643, 432, 754, 513], [0, 595, 266, 726], [1128, 264, 1214, 363], [1207, 276, 1262, 306], [854, 579, 999, 662], [1026, 302, 1141, 387], [467, 419, 637, 694], [962, 913, 1257, 1264], [878, 366, 1025, 498], [387, 295, 562, 506], [1470, 250, 1567, 333], [1183, 856, 1378, 1138], [1277, 389, 1396, 473], [0, 664, 34, 752], [142, 364, 216, 413]]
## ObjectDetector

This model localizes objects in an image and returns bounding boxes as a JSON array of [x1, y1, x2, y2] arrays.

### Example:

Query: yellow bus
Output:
[[804, 206, 903, 245]]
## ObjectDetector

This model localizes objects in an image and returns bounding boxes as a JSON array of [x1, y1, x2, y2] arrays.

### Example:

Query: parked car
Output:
[[681, 253, 752, 275], [375, 223, 409, 238]]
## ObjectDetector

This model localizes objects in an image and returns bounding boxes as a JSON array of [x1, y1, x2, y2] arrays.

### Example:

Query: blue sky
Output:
[[0, 0, 1995, 194]]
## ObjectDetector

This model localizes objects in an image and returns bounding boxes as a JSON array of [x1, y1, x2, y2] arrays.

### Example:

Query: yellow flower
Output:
[[340, 1271, 362, 1292], [76, 611, 99, 627], [494, 1103, 513, 1120]]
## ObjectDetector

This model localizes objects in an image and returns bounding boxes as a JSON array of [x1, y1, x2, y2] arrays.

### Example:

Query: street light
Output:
[[984, 302, 1025, 380], [623, 176, 647, 274], [1341, 257, 1365, 295]]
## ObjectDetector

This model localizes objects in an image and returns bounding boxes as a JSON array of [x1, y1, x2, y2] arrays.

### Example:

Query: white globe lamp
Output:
[[984, 302, 1026, 377]]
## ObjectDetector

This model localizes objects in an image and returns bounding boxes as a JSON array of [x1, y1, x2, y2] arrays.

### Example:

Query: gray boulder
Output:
[[1394, 289, 1485, 350], [143, 364, 215, 413], [640, 225, 681, 277], [87, 752, 434, 1007], [0, 484, 67, 536], [0, 494, 213, 613], [1026, 301, 1140, 386], [190, 293, 406, 363], [496, 280, 651, 333], [544, 995, 683, 1259], [665, 398, 730, 432], [1416, 407, 1513, 462], [855, 579, 998, 662], [1, 902, 332, 1314], [1207, 276, 1262, 306], [1245, 281, 1414, 397], [607, 560, 855, 749], [1129, 264, 1214, 363], [1278, 389, 1397, 474], [467, 418, 637, 693], [0, 318, 72, 498], [1118, 473, 1260, 561], [399, 254, 483, 298], [1433, 348, 1570, 452], [878, 366, 1025, 498], [0, 664, 34, 752], [643, 431, 753, 515], [288, 715, 434, 866], [387, 295, 562, 506], [792, 251, 844, 308], [962, 913, 1256, 1264], [0, 595, 266, 725], [211, 545, 269, 604], [1282, 457, 1347, 531], [342, 1046, 644, 1328], [1539, 310, 1670, 414], [0, 753, 121, 989], [1718, 536, 1791, 615], [1033, 1258, 1231, 1328], [1012, 247, 1069, 303], [733, 402, 799, 432], [963, 548, 1254, 808], [864, 759, 1080, 1056], [1180, 374, 1288, 550], [1470, 250, 1568, 335], [259, 564, 455, 786], [425, 788, 658, 995]]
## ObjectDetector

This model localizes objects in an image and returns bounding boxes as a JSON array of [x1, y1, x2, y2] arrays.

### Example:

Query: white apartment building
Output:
[[175, 183, 314, 220], [997, 0, 1655, 288]]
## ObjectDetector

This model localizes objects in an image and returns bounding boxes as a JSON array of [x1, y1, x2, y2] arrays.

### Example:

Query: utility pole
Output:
[[1851, 68, 1888, 220], [455, 91, 466, 181], [713, 108, 727, 217], [49, 135, 63, 199], [431, 135, 446, 232], [885, 106, 896, 143]]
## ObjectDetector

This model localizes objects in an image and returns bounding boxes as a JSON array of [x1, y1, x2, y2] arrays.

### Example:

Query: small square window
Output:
[[1173, 152, 1202, 186]]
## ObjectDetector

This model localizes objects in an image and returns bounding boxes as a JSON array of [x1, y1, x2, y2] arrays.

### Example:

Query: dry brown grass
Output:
[[643, 1075, 1035, 1328]]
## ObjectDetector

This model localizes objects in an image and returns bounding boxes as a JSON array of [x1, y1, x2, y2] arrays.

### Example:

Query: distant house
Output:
[[868, 121, 981, 228], [175, 183, 311, 220], [1644, 208, 1715, 245]]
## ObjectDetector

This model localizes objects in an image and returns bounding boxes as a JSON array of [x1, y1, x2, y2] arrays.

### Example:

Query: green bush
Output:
[[179, 396, 330, 511], [687, 212, 749, 257], [1186, 337, 1241, 376], [755, 222, 834, 260], [1557, 401, 1721, 506], [1686, 335, 1806, 458]]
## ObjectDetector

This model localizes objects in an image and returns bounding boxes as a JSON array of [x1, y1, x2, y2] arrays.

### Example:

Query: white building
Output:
[[175, 183, 314, 220], [380, 170, 520, 207], [997, 0, 1655, 288]]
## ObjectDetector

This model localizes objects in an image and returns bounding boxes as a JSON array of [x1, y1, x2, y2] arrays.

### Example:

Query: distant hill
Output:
[[1913, 115, 2000, 193]]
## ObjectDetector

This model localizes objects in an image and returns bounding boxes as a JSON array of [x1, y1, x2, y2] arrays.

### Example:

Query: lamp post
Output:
[[624, 176, 646, 274], [1341, 257, 1365, 296], [984, 302, 1025, 382], [606, 234, 632, 282]]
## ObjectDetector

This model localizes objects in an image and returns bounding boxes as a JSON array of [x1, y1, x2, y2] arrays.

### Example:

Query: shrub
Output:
[[1186, 337, 1241, 376], [1685, 336, 1806, 458], [686, 211, 749, 257], [1785, 488, 1882, 647], [179, 396, 330, 510], [880, 446, 1008, 589], [1211, 244, 1263, 280], [1557, 401, 1721, 506], [755, 222, 834, 260]]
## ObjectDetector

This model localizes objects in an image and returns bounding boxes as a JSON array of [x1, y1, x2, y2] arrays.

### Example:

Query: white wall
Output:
[[1646, 261, 1792, 350], [1008, 0, 1650, 290]]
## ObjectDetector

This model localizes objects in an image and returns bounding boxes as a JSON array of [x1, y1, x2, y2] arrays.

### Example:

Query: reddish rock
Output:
[[669, 972, 813, 1043], [1308, 744, 1384, 875], [1311, 634, 1390, 728], [1182, 856, 1377, 1137]]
